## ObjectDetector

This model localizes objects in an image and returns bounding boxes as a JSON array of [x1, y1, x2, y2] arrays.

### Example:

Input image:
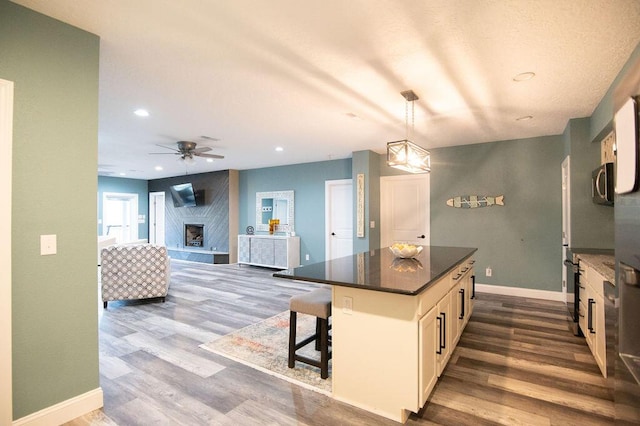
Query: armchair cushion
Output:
[[101, 244, 170, 306]]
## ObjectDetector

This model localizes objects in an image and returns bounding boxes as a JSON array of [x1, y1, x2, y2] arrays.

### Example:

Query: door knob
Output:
[[417, 234, 425, 239]]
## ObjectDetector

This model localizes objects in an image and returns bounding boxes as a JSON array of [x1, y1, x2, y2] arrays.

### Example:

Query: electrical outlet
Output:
[[305, 254, 310, 261], [486, 267, 492, 277], [343, 296, 353, 314]]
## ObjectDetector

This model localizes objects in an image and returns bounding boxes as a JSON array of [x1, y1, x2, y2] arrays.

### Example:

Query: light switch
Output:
[[40, 234, 57, 255], [370, 221, 375, 228]]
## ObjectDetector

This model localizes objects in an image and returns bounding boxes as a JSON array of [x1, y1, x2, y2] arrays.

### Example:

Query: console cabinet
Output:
[[237, 235, 300, 269]]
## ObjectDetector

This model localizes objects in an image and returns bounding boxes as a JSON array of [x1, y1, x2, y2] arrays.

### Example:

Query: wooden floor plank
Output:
[[66, 261, 614, 425]]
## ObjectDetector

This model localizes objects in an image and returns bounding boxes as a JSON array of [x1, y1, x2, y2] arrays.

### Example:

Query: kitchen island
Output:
[[274, 245, 477, 423]]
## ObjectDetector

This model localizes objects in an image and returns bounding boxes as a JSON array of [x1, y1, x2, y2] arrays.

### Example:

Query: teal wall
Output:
[[430, 136, 564, 291], [563, 118, 614, 249], [239, 159, 351, 264], [97, 176, 149, 240], [352, 150, 381, 252], [0, 1, 100, 420], [590, 41, 640, 141]]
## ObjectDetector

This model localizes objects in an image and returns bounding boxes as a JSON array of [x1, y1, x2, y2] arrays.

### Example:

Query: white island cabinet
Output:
[[238, 235, 300, 269], [274, 246, 476, 423]]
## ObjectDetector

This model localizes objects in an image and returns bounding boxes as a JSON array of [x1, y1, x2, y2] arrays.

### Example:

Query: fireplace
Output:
[[185, 224, 204, 247]]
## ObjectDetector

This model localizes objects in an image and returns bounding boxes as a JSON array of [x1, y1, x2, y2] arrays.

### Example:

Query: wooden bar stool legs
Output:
[[288, 288, 332, 379]]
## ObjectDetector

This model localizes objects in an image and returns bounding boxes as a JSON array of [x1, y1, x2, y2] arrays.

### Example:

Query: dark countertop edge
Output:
[[273, 248, 477, 296]]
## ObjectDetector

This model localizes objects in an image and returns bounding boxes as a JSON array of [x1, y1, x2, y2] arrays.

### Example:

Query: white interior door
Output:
[[562, 156, 571, 303], [0, 79, 14, 425], [149, 191, 166, 245], [380, 174, 430, 247], [103, 192, 138, 243], [326, 179, 353, 260]]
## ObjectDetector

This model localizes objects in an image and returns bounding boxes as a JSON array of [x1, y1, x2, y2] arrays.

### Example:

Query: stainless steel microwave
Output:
[[592, 162, 614, 205]]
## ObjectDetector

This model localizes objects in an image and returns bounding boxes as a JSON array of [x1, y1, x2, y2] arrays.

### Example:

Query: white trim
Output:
[[476, 283, 568, 302], [0, 78, 14, 425], [12, 388, 103, 426]]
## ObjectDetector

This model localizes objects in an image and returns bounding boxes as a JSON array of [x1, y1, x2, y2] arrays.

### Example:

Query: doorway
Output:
[[325, 179, 353, 260], [149, 191, 166, 245], [0, 78, 14, 425], [380, 174, 430, 247], [102, 192, 139, 243]]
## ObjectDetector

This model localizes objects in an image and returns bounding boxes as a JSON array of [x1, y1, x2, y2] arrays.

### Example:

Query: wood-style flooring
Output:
[[66, 260, 613, 425]]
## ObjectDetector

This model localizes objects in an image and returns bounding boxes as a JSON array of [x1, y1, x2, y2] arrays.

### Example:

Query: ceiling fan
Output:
[[151, 140, 224, 162]]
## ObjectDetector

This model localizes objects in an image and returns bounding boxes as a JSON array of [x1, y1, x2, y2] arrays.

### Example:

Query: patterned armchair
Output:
[[100, 244, 171, 308]]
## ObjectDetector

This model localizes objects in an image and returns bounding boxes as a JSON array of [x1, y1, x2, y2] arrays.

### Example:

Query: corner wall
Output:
[[430, 136, 564, 292], [1, 1, 101, 420], [97, 176, 149, 240], [239, 159, 352, 264]]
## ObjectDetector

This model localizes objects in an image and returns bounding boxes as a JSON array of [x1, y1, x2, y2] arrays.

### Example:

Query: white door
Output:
[[102, 192, 139, 243], [326, 179, 353, 260], [562, 156, 571, 303], [0, 79, 14, 425], [380, 174, 430, 247], [149, 191, 166, 245]]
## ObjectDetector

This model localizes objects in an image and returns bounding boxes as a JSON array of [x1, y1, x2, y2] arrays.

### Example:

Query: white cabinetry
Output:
[[435, 290, 453, 376], [237, 235, 300, 269], [332, 255, 475, 423], [419, 307, 438, 404], [579, 262, 607, 377]]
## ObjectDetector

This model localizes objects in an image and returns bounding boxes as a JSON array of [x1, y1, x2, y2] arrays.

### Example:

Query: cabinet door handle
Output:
[[436, 316, 442, 355], [441, 312, 446, 350], [588, 298, 595, 334], [471, 275, 476, 299], [417, 234, 426, 239], [459, 288, 465, 320]]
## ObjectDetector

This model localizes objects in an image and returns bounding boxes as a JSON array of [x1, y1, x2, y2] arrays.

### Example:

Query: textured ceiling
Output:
[[13, 0, 640, 179]]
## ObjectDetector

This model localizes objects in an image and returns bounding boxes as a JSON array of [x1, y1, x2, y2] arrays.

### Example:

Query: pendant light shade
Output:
[[386, 90, 431, 173], [387, 139, 431, 173]]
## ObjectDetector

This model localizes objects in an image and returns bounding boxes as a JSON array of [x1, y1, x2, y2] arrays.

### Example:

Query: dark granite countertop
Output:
[[273, 245, 477, 296]]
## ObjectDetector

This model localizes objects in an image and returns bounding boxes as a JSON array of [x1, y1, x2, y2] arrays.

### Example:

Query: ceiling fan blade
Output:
[[196, 152, 224, 159], [155, 144, 180, 152], [149, 152, 180, 155], [192, 146, 212, 154]]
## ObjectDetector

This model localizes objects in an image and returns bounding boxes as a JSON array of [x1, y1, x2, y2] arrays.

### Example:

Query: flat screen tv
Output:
[[169, 183, 197, 207]]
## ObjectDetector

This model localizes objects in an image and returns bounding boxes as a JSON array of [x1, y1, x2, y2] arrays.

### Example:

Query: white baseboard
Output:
[[13, 388, 103, 426], [476, 283, 569, 303]]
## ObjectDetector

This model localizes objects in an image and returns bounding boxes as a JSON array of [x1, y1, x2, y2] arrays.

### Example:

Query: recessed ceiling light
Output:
[[516, 115, 533, 121], [134, 109, 149, 117], [275, 147, 284, 152], [154, 166, 163, 171], [206, 158, 214, 163], [119, 172, 126, 176], [513, 72, 535, 82]]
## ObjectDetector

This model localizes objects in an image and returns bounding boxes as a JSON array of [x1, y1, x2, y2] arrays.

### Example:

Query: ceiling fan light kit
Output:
[[387, 90, 431, 173]]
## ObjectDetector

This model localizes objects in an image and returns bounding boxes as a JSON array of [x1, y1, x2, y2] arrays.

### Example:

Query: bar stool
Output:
[[288, 288, 332, 379]]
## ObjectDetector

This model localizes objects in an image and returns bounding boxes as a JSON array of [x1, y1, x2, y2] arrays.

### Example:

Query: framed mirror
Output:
[[255, 190, 295, 233]]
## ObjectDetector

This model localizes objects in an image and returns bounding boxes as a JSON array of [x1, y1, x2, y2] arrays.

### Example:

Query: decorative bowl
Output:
[[389, 243, 423, 259]]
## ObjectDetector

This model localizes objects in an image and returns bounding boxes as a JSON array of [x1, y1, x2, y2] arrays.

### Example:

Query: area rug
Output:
[[200, 311, 332, 394]]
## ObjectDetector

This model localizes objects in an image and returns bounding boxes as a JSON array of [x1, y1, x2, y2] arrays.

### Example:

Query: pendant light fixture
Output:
[[386, 90, 431, 173]]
